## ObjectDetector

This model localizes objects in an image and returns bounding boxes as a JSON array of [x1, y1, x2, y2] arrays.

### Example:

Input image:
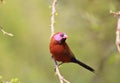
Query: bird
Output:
[[49, 32, 95, 73]]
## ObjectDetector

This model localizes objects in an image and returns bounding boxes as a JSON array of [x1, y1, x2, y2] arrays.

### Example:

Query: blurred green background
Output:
[[0, 0, 120, 83]]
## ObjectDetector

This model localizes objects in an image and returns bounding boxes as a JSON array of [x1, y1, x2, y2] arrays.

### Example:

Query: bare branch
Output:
[[50, 0, 70, 83], [0, 26, 14, 37], [52, 58, 70, 83], [110, 10, 120, 53], [50, 0, 57, 36], [110, 10, 120, 16]]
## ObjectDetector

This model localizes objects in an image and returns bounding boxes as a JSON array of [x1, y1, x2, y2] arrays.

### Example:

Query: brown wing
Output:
[[63, 42, 76, 59]]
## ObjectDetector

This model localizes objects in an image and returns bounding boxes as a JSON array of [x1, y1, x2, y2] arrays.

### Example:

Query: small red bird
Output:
[[49, 32, 95, 73]]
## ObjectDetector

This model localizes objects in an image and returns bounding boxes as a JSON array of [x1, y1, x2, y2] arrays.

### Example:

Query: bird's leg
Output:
[[54, 61, 58, 72], [54, 62, 63, 72], [58, 62, 64, 67], [51, 57, 58, 72]]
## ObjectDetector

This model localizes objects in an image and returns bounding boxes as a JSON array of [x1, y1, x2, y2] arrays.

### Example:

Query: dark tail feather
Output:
[[71, 58, 95, 73]]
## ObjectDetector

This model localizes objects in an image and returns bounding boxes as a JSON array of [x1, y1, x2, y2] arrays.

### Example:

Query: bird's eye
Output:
[[60, 33, 64, 37]]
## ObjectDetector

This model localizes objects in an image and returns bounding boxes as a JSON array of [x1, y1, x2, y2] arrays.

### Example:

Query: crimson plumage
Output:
[[49, 32, 95, 73]]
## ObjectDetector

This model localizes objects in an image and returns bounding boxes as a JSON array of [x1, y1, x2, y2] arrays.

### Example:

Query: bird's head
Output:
[[53, 32, 68, 44]]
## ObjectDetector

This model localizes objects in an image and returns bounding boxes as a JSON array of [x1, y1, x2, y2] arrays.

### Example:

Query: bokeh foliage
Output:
[[0, 0, 120, 83]]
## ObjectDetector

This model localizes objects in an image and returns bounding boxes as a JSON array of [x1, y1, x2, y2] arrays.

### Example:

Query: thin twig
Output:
[[116, 19, 120, 53], [50, 0, 70, 83], [110, 10, 120, 16], [0, 26, 14, 37], [110, 10, 120, 53], [50, 0, 57, 36]]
